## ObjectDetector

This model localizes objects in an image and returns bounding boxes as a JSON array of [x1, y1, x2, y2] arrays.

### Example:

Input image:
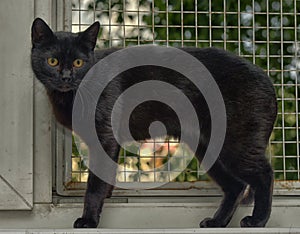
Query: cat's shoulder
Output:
[[94, 46, 239, 61], [94, 48, 122, 60], [180, 47, 241, 60], [94, 46, 249, 69]]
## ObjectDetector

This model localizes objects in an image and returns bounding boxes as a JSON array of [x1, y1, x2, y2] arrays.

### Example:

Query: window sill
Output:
[[0, 197, 299, 229], [0, 228, 300, 234]]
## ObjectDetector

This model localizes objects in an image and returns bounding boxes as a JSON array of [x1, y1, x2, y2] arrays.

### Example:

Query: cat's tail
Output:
[[240, 185, 255, 205]]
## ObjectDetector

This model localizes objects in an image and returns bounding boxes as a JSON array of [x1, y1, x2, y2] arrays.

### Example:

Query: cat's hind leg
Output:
[[199, 160, 247, 228], [239, 157, 273, 227]]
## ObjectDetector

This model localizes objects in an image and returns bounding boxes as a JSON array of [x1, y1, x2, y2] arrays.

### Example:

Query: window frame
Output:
[[55, 0, 300, 197]]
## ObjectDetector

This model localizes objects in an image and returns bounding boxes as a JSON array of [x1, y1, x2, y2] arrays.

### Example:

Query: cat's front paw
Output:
[[200, 217, 225, 228], [73, 217, 98, 228], [240, 216, 266, 227]]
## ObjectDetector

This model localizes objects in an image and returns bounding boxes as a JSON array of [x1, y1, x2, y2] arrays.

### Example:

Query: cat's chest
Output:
[[48, 91, 74, 129]]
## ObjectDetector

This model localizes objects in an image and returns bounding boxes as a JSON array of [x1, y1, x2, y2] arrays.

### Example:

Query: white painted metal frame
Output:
[[0, 0, 34, 210], [0, 0, 72, 209], [2, 228, 300, 234]]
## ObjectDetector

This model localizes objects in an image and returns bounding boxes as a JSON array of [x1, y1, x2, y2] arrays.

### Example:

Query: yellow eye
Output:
[[47, 58, 59, 67], [73, 59, 84, 68]]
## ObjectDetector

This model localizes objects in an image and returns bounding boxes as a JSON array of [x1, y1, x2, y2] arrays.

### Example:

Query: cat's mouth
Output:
[[57, 84, 76, 92]]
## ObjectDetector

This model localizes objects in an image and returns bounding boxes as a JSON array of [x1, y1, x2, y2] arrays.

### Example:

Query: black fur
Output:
[[31, 18, 277, 228]]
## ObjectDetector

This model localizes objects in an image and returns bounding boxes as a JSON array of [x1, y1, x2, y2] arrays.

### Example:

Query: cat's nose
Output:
[[61, 69, 72, 82]]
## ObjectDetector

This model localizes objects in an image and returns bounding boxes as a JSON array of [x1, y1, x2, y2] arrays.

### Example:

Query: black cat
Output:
[[31, 18, 277, 228]]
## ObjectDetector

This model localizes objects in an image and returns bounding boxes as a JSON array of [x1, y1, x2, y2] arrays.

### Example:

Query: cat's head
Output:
[[31, 18, 100, 92]]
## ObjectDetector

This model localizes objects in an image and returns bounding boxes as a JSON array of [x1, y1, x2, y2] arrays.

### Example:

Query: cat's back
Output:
[[93, 46, 277, 148], [95, 46, 273, 90], [181, 47, 273, 88], [94, 46, 276, 112], [183, 47, 277, 117]]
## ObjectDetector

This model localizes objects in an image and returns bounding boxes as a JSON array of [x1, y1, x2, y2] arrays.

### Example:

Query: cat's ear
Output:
[[78, 21, 100, 51], [31, 18, 55, 46]]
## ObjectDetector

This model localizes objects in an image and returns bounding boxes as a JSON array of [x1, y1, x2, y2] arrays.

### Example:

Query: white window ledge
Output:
[[0, 197, 300, 230], [0, 228, 300, 234]]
